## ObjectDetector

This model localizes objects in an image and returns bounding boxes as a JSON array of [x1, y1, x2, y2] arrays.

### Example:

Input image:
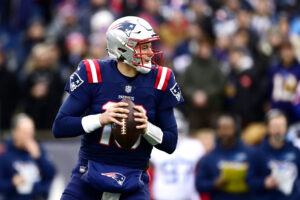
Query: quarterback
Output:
[[52, 16, 183, 200]]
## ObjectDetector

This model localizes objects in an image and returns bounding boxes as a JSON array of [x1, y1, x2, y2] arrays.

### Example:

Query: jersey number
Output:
[[99, 101, 146, 150]]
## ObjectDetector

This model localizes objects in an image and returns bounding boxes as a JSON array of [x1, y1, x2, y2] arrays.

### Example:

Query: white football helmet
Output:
[[106, 16, 163, 74]]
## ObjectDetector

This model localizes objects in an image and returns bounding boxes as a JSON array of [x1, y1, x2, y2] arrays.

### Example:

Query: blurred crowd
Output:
[[1, 0, 300, 132], [0, 0, 298, 130], [2, 0, 300, 199]]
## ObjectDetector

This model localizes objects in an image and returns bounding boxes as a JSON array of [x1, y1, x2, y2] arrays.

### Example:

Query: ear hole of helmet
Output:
[[118, 48, 127, 53]]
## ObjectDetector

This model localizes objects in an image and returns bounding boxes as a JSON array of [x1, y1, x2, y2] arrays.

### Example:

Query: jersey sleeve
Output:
[[52, 60, 95, 138], [65, 60, 92, 99], [0, 153, 15, 192], [156, 68, 184, 110]]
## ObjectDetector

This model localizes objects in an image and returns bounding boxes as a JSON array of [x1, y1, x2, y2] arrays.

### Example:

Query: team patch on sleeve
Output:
[[70, 72, 84, 91], [170, 83, 182, 101]]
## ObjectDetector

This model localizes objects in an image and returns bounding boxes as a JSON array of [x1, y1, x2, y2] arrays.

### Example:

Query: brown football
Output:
[[111, 98, 143, 150]]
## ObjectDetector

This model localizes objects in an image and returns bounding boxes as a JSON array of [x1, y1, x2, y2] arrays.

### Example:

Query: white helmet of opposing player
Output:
[[106, 16, 163, 74]]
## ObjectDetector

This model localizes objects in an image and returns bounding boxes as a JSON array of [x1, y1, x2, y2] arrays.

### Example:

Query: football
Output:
[[111, 98, 143, 150]]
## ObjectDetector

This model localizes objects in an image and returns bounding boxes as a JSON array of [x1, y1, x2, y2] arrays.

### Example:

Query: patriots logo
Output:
[[101, 172, 126, 186], [70, 72, 84, 91], [118, 22, 136, 37], [170, 83, 182, 101]]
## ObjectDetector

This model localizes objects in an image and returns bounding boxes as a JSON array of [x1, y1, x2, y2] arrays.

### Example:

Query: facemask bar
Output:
[[127, 37, 163, 69]]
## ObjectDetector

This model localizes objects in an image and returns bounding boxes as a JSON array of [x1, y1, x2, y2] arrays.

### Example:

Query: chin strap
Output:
[[135, 65, 151, 74], [123, 59, 151, 74]]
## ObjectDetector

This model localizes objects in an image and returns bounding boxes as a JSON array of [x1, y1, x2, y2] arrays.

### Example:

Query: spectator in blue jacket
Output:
[[195, 113, 251, 200], [0, 113, 56, 200], [247, 109, 300, 200]]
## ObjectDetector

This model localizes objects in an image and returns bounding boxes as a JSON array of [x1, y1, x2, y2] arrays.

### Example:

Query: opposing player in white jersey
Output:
[[150, 110, 214, 200]]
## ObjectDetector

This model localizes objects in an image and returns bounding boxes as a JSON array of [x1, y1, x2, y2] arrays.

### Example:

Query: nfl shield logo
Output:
[[125, 85, 132, 93]]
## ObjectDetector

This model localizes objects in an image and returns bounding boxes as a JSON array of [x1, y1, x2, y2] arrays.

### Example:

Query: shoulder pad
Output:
[[82, 59, 102, 83], [154, 67, 172, 91]]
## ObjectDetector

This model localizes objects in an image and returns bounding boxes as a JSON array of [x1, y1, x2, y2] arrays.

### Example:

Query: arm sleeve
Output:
[[0, 155, 15, 192], [153, 107, 178, 154], [157, 70, 184, 110], [32, 146, 56, 194], [152, 70, 183, 153], [246, 150, 267, 192], [195, 157, 216, 193], [52, 94, 90, 138], [52, 61, 92, 138]]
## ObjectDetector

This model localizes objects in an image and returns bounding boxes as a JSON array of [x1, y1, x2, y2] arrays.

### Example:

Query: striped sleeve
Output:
[[155, 67, 184, 109], [64, 59, 102, 99], [83, 59, 102, 83], [155, 67, 172, 91]]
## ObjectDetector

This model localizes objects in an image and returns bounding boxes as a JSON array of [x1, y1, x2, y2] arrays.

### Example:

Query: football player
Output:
[[52, 16, 184, 200]]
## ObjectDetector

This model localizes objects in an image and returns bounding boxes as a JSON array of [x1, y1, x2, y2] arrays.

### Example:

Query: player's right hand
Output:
[[99, 102, 129, 126]]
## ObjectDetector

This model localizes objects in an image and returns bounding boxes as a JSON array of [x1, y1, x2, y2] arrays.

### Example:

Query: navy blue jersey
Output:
[[0, 141, 56, 200], [247, 139, 300, 200], [195, 140, 252, 200], [52, 59, 183, 169]]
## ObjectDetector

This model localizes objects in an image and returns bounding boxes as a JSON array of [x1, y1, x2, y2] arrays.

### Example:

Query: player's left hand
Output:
[[134, 106, 148, 134]]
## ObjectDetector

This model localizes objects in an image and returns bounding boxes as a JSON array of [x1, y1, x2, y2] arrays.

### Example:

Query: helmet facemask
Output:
[[129, 38, 163, 70]]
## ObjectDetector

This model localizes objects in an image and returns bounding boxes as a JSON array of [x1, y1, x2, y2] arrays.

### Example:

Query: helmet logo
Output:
[[118, 22, 136, 37]]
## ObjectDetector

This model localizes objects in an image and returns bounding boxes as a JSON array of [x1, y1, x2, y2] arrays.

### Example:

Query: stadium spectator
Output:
[[159, 9, 189, 61], [224, 47, 266, 126], [0, 113, 56, 200], [60, 32, 88, 80], [212, 0, 240, 37], [150, 109, 215, 200], [258, 26, 283, 70], [16, 19, 46, 80], [267, 40, 300, 123], [247, 109, 300, 200], [172, 23, 203, 79], [250, 0, 273, 39], [47, 1, 82, 60], [181, 37, 225, 130], [23, 43, 64, 129], [195, 113, 252, 200], [187, 0, 214, 38], [78, 0, 112, 37]]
